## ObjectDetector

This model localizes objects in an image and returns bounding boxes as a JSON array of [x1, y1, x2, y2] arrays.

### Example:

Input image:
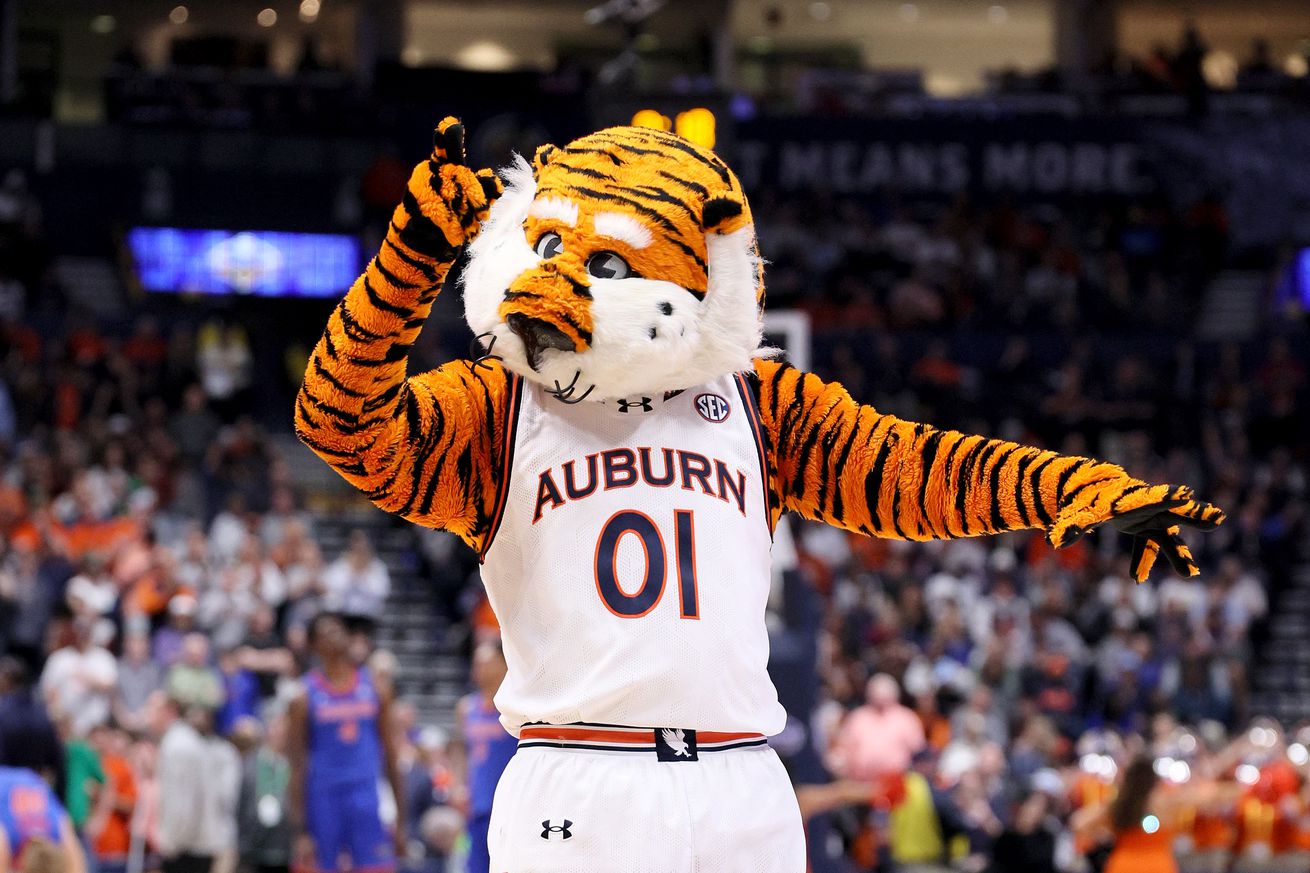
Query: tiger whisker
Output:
[[551, 369, 581, 397], [552, 383, 595, 405], [546, 369, 594, 404], [467, 331, 504, 372]]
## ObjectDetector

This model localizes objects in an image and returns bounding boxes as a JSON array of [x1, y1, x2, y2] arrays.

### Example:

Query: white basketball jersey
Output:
[[480, 372, 785, 736]]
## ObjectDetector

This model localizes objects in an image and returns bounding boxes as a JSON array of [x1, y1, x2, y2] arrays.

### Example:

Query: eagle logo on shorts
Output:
[[661, 728, 690, 757]]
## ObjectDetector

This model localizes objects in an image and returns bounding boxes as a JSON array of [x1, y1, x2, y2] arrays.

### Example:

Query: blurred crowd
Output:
[[3, 114, 1310, 873], [997, 30, 1310, 104], [0, 186, 493, 873], [746, 177, 1310, 871]]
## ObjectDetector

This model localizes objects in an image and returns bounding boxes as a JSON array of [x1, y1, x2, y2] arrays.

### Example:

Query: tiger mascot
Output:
[[296, 118, 1224, 872]]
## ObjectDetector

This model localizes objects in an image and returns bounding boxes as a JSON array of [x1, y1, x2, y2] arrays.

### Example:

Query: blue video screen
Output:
[[126, 227, 361, 298], [1273, 246, 1310, 310]]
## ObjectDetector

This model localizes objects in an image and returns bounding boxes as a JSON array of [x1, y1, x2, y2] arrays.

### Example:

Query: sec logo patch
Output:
[[694, 393, 731, 423]]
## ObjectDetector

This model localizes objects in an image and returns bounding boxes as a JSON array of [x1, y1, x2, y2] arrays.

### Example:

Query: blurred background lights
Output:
[[168, 5, 188, 25], [257, 8, 278, 27], [454, 41, 517, 72], [1203, 50, 1239, 89]]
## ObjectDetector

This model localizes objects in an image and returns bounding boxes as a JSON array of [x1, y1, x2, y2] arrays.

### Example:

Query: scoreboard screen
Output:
[[126, 227, 361, 298]]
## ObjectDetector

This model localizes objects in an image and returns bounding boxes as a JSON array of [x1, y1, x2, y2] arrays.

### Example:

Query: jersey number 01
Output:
[[594, 510, 699, 619]]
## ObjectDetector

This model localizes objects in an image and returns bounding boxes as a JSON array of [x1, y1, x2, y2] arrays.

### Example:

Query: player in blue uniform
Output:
[[288, 614, 405, 873], [455, 642, 515, 873], [0, 766, 84, 873]]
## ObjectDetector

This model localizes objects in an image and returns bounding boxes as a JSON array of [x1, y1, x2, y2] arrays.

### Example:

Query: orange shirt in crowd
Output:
[[1025, 532, 1089, 572], [47, 517, 141, 562], [1236, 760, 1302, 854], [471, 594, 500, 640], [1189, 804, 1235, 853], [1105, 826, 1177, 873], [93, 754, 137, 858], [1070, 774, 1116, 855], [127, 576, 193, 618]]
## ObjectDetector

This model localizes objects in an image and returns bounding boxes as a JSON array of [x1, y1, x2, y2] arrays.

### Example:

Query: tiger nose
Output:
[[506, 313, 577, 371]]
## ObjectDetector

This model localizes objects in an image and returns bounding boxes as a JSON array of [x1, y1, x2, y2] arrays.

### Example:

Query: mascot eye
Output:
[[586, 251, 632, 280], [534, 232, 564, 259]]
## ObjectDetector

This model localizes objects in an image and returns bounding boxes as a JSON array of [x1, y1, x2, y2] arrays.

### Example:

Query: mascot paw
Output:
[[392, 117, 503, 261], [1045, 482, 1225, 581]]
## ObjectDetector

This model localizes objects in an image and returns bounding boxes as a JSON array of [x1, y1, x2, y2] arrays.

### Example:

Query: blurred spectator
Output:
[[829, 674, 926, 781], [165, 634, 223, 713], [239, 604, 295, 700], [216, 648, 259, 739], [86, 724, 136, 873], [0, 657, 63, 787], [60, 719, 104, 867], [887, 750, 948, 871], [415, 807, 464, 873], [400, 725, 455, 859], [237, 714, 292, 873], [113, 632, 162, 735], [203, 720, 242, 873], [40, 620, 117, 737], [990, 791, 1059, 873], [321, 531, 390, 633], [457, 642, 514, 873], [64, 556, 117, 622], [196, 324, 252, 422], [152, 694, 219, 873], [238, 713, 294, 870], [260, 488, 314, 549]]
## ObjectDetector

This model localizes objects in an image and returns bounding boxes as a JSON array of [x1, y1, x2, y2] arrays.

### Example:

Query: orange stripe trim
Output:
[[697, 731, 764, 743], [520, 727, 654, 743]]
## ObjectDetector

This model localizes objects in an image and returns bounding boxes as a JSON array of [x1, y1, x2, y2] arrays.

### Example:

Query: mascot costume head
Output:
[[462, 126, 766, 403]]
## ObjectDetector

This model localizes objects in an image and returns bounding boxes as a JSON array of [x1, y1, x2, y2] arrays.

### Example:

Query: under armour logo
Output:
[[541, 820, 573, 840], [617, 397, 653, 413]]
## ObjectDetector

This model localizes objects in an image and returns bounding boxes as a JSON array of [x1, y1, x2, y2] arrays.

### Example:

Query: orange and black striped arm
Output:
[[294, 118, 516, 552], [749, 360, 1225, 581]]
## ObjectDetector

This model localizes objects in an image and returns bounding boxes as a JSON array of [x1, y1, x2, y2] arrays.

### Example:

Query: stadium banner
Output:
[[731, 116, 1154, 197]]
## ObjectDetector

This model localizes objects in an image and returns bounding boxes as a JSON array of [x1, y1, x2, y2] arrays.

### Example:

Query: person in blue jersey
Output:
[[0, 766, 85, 873], [454, 643, 514, 873], [287, 614, 405, 873]]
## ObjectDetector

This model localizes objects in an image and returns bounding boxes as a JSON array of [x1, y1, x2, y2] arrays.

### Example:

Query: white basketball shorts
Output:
[[487, 724, 806, 872]]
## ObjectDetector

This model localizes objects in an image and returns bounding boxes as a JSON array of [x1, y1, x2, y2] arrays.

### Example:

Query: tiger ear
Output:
[[531, 143, 560, 179], [702, 191, 749, 235]]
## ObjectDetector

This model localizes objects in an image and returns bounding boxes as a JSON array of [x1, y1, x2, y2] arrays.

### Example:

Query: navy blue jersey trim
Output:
[[479, 373, 524, 564], [733, 372, 775, 539]]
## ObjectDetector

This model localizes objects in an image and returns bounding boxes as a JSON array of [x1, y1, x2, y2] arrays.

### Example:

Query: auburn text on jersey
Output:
[[533, 447, 750, 523]]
